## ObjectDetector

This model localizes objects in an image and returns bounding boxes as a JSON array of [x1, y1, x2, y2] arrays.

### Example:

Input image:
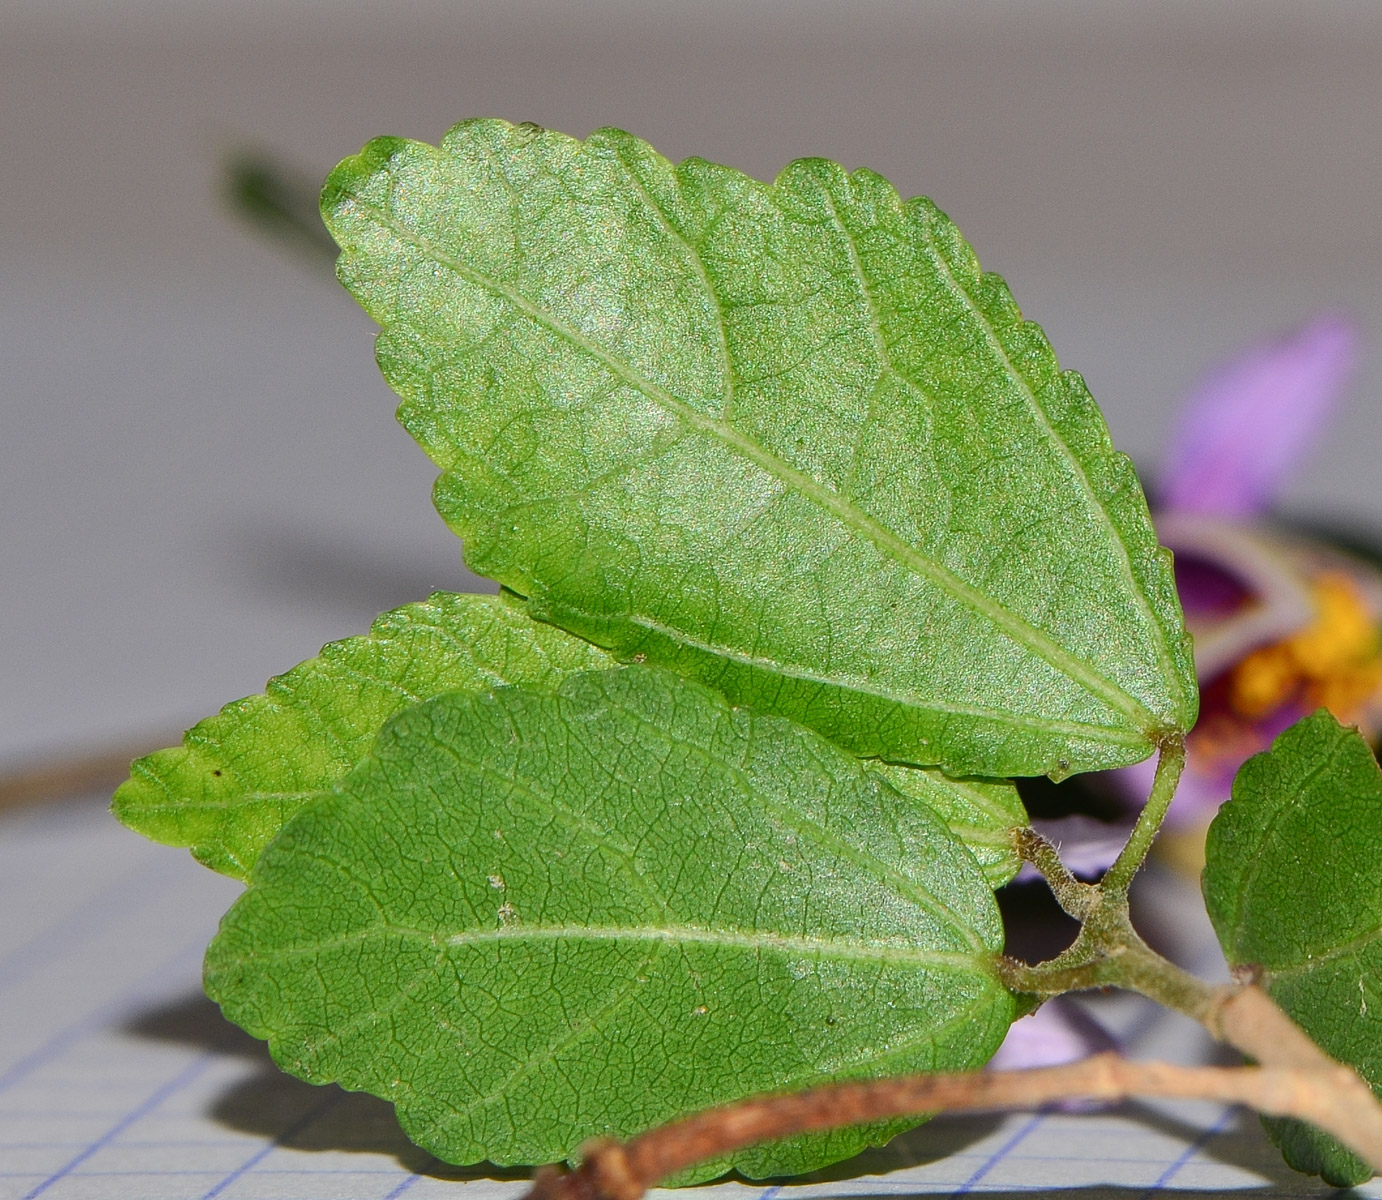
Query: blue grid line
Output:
[[200, 1088, 346, 1199], [0, 844, 180, 993], [20, 1050, 217, 1200], [2, 1170, 413, 1179], [0, 935, 205, 1095], [1135, 1104, 1236, 1198], [946, 1111, 1047, 1197], [384, 1169, 425, 1199]]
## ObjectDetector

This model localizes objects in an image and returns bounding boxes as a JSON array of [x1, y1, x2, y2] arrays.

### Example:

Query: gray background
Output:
[[5, 0, 1382, 764]]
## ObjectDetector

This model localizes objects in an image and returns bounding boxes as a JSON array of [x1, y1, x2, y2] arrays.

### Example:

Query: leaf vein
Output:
[[911, 206, 1178, 725], [343, 190, 1156, 730]]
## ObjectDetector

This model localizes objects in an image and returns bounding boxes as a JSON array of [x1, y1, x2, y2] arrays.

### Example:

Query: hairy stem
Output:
[[1014, 826, 1096, 919], [999, 920, 1373, 1138], [1101, 735, 1185, 896], [524, 1053, 1382, 1200], [999, 926, 1215, 1016]]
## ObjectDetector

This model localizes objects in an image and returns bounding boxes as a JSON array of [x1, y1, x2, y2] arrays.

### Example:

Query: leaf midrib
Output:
[[912, 198, 1185, 724], [245, 920, 989, 971], [1266, 919, 1382, 981], [342, 187, 1160, 736], [621, 610, 1146, 743]]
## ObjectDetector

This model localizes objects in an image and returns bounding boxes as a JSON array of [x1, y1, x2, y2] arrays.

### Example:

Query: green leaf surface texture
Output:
[[111, 591, 1024, 885], [322, 119, 1196, 779], [1203, 710, 1382, 1187], [205, 666, 1015, 1179], [111, 593, 613, 880], [872, 762, 1023, 887]]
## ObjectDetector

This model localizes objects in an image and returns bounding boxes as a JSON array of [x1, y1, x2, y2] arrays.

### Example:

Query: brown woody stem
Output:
[[524, 1050, 1382, 1200], [0, 737, 172, 811]]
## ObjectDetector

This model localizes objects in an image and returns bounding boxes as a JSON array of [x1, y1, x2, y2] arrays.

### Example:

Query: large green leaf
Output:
[[1203, 710, 1382, 1187], [111, 592, 613, 880], [323, 120, 1196, 779], [205, 666, 1015, 1179], [112, 591, 1025, 884]]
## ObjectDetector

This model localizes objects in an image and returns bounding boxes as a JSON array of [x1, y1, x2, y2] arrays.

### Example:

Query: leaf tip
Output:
[[321, 134, 409, 214]]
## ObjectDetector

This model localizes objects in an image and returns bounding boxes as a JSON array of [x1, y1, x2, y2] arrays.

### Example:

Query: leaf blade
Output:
[[110, 592, 613, 879], [205, 666, 1014, 1178], [323, 121, 1196, 778], [1203, 710, 1382, 1186], [872, 763, 1024, 887], [112, 590, 1024, 884]]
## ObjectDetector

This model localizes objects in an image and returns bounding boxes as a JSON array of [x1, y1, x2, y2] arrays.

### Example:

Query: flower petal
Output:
[[1157, 514, 1315, 679], [1161, 312, 1359, 517]]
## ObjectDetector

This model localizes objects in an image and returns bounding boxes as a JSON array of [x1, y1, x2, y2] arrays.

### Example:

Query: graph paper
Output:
[[1, 791, 1370, 1200]]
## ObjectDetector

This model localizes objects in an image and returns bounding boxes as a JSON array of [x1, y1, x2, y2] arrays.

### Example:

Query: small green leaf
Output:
[[1204, 710, 1382, 1187], [112, 591, 1024, 884], [111, 592, 613, 879], [873, 763, 1023, 887], [323, 120, 1196, 779], [206, 666, 1015, 1179]]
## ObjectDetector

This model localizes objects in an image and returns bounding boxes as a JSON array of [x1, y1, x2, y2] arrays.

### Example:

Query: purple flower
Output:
[[1159, 313, 1358, 518], [1148, 313, 1382, 829]]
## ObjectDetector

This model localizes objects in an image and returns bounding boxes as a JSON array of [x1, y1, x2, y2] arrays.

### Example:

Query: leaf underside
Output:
[[323, 119, 1196, 779], [111, 593, 612, 879], [872, 762, 1024, 887], [205, 667, 1014, 1180], [111, 591, 1025, 885], [1204, 710, 1382, 1187]]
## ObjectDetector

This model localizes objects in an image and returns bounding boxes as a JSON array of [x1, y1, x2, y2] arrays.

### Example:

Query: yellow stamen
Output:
[[1290, 572, 1379, 673], [1229, 645, 1296, 720], [1226, 569, 1382, 725]]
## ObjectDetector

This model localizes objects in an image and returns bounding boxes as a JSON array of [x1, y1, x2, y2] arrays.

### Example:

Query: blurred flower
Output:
[[1155, 516, 1382, 828], [1159, 313, 1357, 518], [1127, 313, 1382, 833]]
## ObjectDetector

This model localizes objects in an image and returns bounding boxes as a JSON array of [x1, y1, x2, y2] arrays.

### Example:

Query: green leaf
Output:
[[111, 592, 614, 880], [872, 762, 1023, 887], [1203, 710, 1382, 1187], [205, 666, 1015, 1180], [322, 120, 1196, 779], [112, 591, 1025, 885]]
